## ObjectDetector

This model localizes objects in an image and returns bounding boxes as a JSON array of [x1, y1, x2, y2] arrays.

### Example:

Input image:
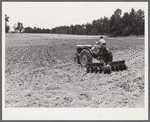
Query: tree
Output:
[[129, 8, 138, 35], [85, 23, 93, 35], [114, 8, 122, 21], [24, 27, 32, 33], [109, 8, 123, 36], [136, 9, 144, 35], [91, 27, 99, 35], [82, 24, 86, 35], [5, 14, 10, 33], [15, 22, 24, 33], [103, 17, 109, 34], [75, 25, 83, 35], [109, 15, 117, 36], [122, 12, 130, 27], [122, 25, 132, 36]]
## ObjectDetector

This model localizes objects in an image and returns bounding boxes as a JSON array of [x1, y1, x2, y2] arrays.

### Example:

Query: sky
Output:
[[3, 2, 147, 29]]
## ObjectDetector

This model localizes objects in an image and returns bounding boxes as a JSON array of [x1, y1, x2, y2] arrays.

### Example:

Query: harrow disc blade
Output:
[[86, 60, 127, 74], [110, 60, 125, 65], [99, 67, 103, 73], [110, 60, 127, 71], [94, 67, 98, 73], [123, 65, 127, 70], [87, 67, 90, 73]]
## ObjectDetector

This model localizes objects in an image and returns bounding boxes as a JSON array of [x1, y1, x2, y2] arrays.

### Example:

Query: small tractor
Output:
[[74, 44, 127, 74]]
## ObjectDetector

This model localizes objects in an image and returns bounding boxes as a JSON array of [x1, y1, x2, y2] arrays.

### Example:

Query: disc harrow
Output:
[[86, 60, 127, 74]]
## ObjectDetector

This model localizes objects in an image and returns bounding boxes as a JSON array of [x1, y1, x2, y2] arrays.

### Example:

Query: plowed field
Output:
[[5, 34, 145, 108]]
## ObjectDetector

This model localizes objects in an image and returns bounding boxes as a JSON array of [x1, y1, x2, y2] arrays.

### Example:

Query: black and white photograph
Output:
[[2, 2, 148, 120]]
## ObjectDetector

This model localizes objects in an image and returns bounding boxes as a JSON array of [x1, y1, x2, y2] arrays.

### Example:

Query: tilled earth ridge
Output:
[[5, 47, 145, 108]]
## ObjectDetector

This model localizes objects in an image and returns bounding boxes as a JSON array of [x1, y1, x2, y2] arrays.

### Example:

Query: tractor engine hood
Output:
[[76, 45, 92, 48]]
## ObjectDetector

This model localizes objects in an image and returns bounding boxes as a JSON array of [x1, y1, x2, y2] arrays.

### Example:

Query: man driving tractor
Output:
[[91, 36, 113, 65]]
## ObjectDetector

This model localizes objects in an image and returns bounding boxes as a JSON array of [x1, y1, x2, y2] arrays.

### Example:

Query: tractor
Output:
[[74, 44, 127, 74]]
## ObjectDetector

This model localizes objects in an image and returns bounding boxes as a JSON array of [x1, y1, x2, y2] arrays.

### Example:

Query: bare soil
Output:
[[5, 33, 145, 108]]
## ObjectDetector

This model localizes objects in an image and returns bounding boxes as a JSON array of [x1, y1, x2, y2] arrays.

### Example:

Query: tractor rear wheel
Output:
[[79, 49, 92, 67], [74, 55, 80, 64]]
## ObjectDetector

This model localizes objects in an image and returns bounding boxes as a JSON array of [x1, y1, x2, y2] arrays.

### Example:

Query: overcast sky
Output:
[[3, 2, 147, 29]]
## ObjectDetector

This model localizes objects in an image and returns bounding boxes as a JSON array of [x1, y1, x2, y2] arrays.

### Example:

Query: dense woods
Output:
[[6, 8, 145, 36]]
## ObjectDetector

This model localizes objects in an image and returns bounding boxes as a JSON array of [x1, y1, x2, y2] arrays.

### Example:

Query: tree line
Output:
[[6, 8, 144, 36], [49, 8, 144, 36], [5, 15, 24, 33]]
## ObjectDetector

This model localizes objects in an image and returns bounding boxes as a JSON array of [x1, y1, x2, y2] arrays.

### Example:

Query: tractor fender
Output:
[[82, 48, 93, 54]]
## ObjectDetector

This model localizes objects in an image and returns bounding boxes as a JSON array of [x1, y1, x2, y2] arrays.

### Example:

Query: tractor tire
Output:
[[79, 49, 92, 67], [74, 55, 80, 64]]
